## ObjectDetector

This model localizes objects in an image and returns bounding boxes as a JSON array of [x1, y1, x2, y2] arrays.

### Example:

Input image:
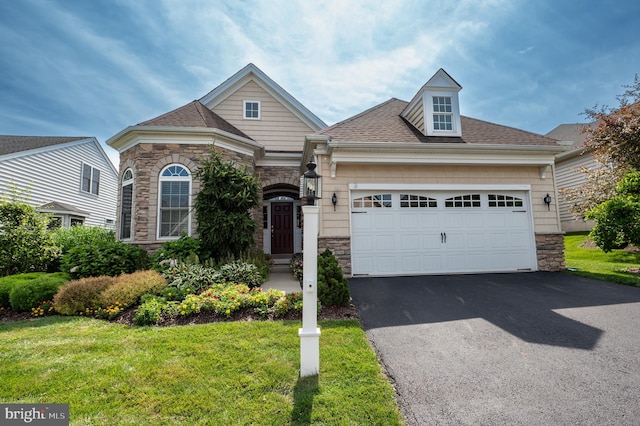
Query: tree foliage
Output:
[[0, 197, 60, 276], [586, 170, 640, 252], [561, 75, 640, 219], [194, 148, 260, 260]]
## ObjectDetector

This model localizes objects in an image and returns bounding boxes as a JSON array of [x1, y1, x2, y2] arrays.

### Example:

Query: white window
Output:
[[120, 169, 134, 239], [158, 165, 191, 238], [244, 100, 261, 119], [488, 194, 524, 208], [81, 163, 100, 195], [400, 194, 437, 208], [433, 96, 453, 131], [352, 194, 392, 208], [445, 194, 481, 208]]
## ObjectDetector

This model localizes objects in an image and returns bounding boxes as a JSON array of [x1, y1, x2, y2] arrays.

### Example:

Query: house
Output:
[[546, 123, 597, 232], [107, 64, 566, 276], [0, 136, 118, 228]]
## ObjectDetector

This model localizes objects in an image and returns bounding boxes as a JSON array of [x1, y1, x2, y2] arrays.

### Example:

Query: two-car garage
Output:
[[350, 186, 538, 276]]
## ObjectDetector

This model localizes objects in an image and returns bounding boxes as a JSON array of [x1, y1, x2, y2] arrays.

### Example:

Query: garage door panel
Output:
[[351, 190, 535, 275]]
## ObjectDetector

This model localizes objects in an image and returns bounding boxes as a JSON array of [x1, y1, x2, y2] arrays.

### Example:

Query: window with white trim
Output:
[[488, 194, 524, 208], [244, 100, 261, 119], [432, 96, 453, 131], [352, 194, 392, 208], [400, 194, 437, 208], [445, 194, 481, 208], [120, 169, 134, 239], [158, 165, 191, 238], [81, 163, 100, 195]]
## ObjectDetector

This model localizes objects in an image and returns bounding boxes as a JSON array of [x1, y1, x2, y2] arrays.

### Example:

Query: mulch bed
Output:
[[1, 304, 360, 326]]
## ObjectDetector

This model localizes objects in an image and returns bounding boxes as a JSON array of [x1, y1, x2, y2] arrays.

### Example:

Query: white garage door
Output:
[[351, 191, 536, 276]]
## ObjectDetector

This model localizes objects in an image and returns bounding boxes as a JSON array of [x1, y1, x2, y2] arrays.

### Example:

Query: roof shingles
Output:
[[0, 136, 88, 156]]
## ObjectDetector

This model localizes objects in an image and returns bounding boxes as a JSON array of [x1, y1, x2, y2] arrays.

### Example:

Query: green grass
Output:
[[564, 232, 640, 287], [0, 317, 404, 425]]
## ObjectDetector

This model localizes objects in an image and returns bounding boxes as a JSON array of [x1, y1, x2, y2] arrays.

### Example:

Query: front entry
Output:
[[271, 202, 293, 254]]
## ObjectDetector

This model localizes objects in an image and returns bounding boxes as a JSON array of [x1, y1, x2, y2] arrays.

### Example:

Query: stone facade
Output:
[[535, 233, 566, 272], [319, 237, 352, 275]]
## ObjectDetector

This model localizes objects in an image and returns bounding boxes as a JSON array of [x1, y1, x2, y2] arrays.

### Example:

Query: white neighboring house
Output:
[[0, 136, 118, 228], [547, 123, 597, 232]]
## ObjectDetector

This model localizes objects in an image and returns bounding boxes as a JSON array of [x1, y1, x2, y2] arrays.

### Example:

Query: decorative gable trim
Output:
[[199, 63, 326, 131], [402, 68, 463, 138]]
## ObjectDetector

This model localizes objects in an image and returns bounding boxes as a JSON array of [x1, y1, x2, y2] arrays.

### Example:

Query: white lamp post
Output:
[[299, 160, 321, 377]]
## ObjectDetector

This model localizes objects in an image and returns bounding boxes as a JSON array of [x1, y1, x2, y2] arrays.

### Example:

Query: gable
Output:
[[210, 79, 319, 152]]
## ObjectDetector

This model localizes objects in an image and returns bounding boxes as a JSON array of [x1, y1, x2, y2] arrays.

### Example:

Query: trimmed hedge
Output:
[[8, 272, 70, 312], [53, 276, 114, 315]]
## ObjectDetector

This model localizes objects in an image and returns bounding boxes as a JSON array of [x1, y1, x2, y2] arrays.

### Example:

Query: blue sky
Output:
[[1, 0, 639, 168]]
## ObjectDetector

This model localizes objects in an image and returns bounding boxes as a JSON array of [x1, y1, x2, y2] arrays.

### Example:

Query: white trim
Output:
[[349, 183, 532, 191], [243, 100, 261, 120]]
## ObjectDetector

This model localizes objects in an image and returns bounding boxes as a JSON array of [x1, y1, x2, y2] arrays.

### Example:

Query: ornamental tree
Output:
[[194, 148, 260, 260]]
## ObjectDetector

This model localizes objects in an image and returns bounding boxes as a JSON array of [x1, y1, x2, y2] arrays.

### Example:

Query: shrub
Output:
[[290, 253, 303, 282], [164, 263, 222, 293], [0, 273, 47, 308], [133, 295, 167, 326], [317, 249, 350, 307], [7, 272, 70, 312], [53, 276, 115, 315], [218, 261, 264, 288], [52, 225, 116, 255], [272, 292, 304, 317], [100, 270, 167, 308], [61, 240, 149, 279], [151, 234, 201, 271], [0, 198, 60, 276]]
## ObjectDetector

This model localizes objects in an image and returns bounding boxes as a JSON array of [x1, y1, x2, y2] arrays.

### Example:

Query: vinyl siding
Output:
[[0, 141, 118, 227], [212, 81, 314, 152], [315, 160, 560, 238], [404, 101, 425, 134], [556, 153, 597, 231]]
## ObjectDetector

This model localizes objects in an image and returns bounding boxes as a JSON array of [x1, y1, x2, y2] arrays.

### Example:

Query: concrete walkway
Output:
[[261, 264, 301, 293]]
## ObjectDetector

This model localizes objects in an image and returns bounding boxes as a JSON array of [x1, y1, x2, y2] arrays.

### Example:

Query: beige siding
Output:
[[211, 81, 314, 152], [315, 159, 560, 238], [404, 102, 425, 134], [556, 153, 597, 231]]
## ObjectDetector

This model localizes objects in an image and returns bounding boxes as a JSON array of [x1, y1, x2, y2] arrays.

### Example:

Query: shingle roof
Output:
[[39, 201, 89, 216], [545, 123, 592, 150], [321, 98, 558, 146], [138, 100, 253, 140], [0, 136, 88, 156]]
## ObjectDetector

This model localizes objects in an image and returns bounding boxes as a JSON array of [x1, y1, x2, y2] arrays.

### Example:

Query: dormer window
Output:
[[433, 96, 453, 131], [244, 100, 261, 119]]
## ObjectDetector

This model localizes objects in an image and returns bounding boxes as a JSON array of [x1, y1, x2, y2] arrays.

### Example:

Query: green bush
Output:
[[290, 253, 303, 282], [0, 273, 42, 308], [163, 263, 222, 293], [8, 273, 70, 312], [317, 249, 350, 307], [0, 281, 12, 308], [99, 270, 167, 308], [61, 240, 149, 279], [52, 225, 116, 255], [151, 234, 201, 271], [133, 295, 178, 326], [0, 199, 60, 276], [218, 261, 264, 288], [53, 276, 115, 315]]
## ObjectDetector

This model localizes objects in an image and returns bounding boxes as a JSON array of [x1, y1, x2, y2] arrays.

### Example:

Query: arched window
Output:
[[158, 164, 191, 238], [120, 169, 134, 239]]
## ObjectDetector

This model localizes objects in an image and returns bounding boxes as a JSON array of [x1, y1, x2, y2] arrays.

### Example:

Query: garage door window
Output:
[[353, 194, 392, 208], [400, 194, 437, 208], [488, 194, 523, 207], [445, 194, 481, 208]]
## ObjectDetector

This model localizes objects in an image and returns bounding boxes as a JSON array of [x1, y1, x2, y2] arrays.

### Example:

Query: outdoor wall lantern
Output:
[[301, 159, 322, 206], [543, 193, 552, 210], [331, 193, 337, 211]]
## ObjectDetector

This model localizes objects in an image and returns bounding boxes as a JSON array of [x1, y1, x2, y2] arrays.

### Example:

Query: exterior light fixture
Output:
[[543, 193, 552, 210], [331, 192, 337, 211], [300, 159, 321, 206]]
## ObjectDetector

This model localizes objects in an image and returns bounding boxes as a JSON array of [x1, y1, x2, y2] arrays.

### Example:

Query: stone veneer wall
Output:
[[118, 143, 256, 254], [535, 233, 566, 272], [318, 237, 352, 276]]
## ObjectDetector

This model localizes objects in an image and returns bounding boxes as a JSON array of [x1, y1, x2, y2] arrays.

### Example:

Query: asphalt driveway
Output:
[[349, 273, 640, 425]]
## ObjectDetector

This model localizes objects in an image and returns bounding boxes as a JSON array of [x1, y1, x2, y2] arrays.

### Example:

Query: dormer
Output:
[[401, 68, 462, 138]]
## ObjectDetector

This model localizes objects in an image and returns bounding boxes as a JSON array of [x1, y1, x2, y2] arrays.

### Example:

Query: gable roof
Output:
[[39, 201, 89, 216], [322, 98, 558, 146], [138, 100, 252, 140], [0, 136, 88, 156], [545, 123, 591, 150], [199, 63, 327, 131]]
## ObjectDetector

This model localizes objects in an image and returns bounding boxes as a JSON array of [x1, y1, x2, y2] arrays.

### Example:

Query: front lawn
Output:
[[564, 232, 640, 287], [0, 317, 404, 425]]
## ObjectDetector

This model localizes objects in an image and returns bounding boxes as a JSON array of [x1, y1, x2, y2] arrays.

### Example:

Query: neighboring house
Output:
[[546, 123, 596, 232], [108, 64, 566, 276], [0, 136, 118, 228]]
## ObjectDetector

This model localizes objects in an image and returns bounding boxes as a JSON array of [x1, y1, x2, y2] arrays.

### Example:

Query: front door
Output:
[[271, 202, 293, 254]]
